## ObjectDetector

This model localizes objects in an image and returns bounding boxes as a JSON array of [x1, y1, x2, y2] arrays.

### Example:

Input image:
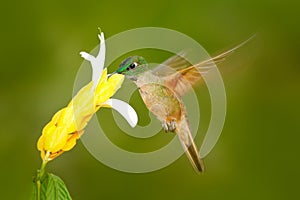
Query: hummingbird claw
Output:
[[169, 119, 176, 132], [162, 120, 169, 132], [162, 119, 176, 132]]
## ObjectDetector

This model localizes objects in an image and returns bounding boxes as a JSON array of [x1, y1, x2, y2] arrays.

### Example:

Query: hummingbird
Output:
[[112, 40, 250, 172]]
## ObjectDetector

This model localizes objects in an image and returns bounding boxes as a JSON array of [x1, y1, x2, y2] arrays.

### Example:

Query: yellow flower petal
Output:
[[37, 68, 125, 161], [97, 68, 108, 86], [95, 74, 124, 105], [40, 151, 45, 160], [37, 134, 45, 151], [44, 126, 69, 153], [62, 131, 82, 151]]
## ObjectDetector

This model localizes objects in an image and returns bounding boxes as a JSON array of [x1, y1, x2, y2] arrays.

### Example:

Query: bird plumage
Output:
[[114, 37, 252, 172]]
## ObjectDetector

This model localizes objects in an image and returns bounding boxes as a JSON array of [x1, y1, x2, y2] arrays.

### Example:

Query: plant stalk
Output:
[[36, 151, 50, 200]]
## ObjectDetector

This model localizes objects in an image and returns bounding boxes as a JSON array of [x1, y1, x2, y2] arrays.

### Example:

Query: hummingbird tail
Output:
[[185, 139, 205, 173], [177, 119, 205, 173]]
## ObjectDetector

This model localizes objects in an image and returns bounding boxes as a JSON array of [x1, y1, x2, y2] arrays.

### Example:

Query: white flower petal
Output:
[[80, 32, 106, 90], [91, 32, 106, 88], [104, 98, 138, 127], [80, 51, 96, 62]]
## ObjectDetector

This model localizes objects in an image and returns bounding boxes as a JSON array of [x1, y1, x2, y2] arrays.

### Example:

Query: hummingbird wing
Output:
[[151, 37, 254, 96], [164, 38, 253, 96], [151, 52, 191, 77], [164, 51, 228, 96]]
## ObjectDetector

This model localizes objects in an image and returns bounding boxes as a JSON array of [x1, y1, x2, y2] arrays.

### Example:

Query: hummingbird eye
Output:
[[130, 62, 138, 69]]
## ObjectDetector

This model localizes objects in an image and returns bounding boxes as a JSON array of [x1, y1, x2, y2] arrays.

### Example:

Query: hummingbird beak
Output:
[[107, 71, 116, 78]]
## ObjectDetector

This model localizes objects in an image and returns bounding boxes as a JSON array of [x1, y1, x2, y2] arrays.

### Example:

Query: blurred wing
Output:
[[165, 37, 253, 96], [151, 52, 191, 77], [164, 63, 211, 97]]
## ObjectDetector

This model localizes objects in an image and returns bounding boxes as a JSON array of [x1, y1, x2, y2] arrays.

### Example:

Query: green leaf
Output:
[[30, 180, 37, 200], [45, 173, 72, 200], [31, 173, 72, 200]]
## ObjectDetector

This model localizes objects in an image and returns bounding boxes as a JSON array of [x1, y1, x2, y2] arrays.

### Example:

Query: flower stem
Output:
[[36, 151, 50, 200]]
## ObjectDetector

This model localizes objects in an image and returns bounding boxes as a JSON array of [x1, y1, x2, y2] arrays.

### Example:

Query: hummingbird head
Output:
[[115, 56, 148, 80]]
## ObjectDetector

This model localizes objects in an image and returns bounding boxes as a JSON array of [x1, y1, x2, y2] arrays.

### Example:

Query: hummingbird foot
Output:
[[162, 120, 169, 132], [169, 119, 176, 132], [161, 119, 176, 132]]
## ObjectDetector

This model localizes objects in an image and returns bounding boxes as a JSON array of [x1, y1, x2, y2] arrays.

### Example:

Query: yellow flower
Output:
[[37, 69, 124, 161], [37, 32, 137, 162]]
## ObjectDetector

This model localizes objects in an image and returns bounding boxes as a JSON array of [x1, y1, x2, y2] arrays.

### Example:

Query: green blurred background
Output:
[[1, 0, 299, 199]]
